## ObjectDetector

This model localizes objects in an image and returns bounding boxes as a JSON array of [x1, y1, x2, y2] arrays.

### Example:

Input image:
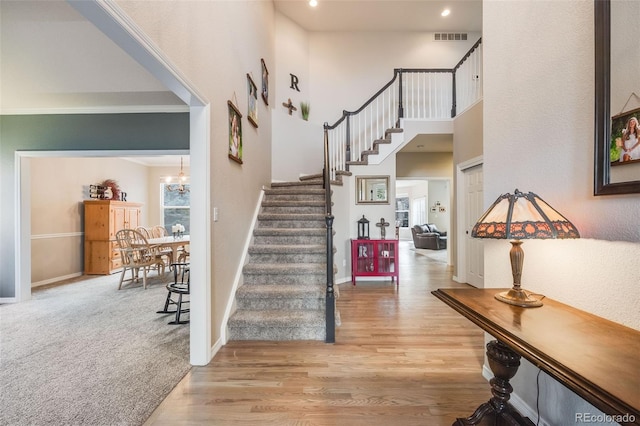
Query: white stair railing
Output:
[[453, 40, 483, 114], [323, 38, 482, 182]]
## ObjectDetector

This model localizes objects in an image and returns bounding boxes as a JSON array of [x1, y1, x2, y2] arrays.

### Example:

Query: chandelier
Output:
[[165, 157, 190, 195]]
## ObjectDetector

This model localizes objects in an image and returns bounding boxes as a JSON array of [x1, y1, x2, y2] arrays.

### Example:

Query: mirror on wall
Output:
[[594, 0, 640, 195], [356, 176, 389, 204]]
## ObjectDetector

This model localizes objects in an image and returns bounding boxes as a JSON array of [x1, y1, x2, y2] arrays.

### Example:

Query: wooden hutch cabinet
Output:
[[351, 239, 399, 285], [84, 200, 142, 275]]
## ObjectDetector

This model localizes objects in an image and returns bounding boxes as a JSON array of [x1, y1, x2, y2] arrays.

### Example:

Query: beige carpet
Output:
[[0, 273, 190, 426]]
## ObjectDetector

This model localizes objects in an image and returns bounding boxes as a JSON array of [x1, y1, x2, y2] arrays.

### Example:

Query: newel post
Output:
[[345, 112, 351, 168], [451, 70, 457, 118], [397, 69, 404, 123], [325, 213, 335, 343], [323, 130, 335, 343]]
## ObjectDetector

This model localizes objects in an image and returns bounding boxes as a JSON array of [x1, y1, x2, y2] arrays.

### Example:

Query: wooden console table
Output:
[[432, 288, 640, 426]]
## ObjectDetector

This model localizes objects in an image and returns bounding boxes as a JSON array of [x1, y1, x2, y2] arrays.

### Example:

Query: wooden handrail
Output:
[[324, 70, 400, 131], [453, 37, 483, 72]]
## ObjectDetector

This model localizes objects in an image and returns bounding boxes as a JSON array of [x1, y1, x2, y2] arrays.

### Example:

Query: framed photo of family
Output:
[[228, 100, 243, 164], [247, 74, 258, 128]]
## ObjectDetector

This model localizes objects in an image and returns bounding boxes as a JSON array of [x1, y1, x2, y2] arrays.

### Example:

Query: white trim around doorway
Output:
[[454, 155, 483, 284]]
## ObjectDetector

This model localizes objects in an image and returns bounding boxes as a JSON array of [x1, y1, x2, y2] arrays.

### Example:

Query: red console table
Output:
[[351, 239, 399, 285]]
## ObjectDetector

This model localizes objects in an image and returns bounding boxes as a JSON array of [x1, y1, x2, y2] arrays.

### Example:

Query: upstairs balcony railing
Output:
[[322, 38, 482, 343], [323, 38, 482, 182]]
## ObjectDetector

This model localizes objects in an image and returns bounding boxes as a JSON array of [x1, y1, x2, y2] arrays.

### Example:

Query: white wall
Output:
[[275, 11, 311, 122], [271, 109, 323, 181], [484, 1, 640, 423], [271, 12, 324, 181], [310, 32, 481, 124], [115, 0, 276, 345], [427, 180, 449, 232]]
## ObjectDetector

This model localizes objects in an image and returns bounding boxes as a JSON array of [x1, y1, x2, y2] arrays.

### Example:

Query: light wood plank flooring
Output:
[[145, 241, 488, 425]]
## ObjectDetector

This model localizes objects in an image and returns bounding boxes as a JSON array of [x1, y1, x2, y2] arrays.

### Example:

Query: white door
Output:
[[464, 165, 484, 287]]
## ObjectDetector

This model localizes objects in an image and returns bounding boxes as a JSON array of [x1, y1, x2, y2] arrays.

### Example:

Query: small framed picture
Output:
[[610, 107, 640, 167], [261, 58, 269, 105], [247, 74, 258, 128], [228, 100, 243, 164]]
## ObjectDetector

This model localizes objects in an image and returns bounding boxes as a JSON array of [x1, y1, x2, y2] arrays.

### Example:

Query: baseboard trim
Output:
[[31, 232, 83, 240], [32, 272, 84, 288], [209, 337, 223, 362], [335, 276, 351, 285]]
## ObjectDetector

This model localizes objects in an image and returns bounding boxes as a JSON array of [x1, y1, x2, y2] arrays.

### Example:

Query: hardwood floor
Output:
[[145, 241, 488, 425]]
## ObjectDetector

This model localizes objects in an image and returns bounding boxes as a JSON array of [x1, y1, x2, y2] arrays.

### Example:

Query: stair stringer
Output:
[[221, 189, 265, 344], [367, 118, 454, 165]]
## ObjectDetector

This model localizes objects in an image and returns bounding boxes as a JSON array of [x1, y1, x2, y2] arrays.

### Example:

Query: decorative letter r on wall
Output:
[[289, 73, 300, 92]]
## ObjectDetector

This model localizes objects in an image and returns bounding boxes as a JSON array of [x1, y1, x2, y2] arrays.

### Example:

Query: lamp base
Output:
[[495, 288, 543, 308]]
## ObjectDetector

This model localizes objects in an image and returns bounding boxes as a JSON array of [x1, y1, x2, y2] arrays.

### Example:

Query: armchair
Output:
[[411, 224, 447, 250]]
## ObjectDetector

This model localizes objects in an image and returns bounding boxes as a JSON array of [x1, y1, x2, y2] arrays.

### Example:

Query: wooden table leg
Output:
[[453, 340, 535, 426]]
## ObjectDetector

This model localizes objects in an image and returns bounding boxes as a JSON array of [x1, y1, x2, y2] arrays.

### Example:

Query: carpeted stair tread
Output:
[[299, 173, 323, 181], [261, 200, 325, 207], [229, 309, 324, 327], [236, 284, 325, 298], [243, 263, 326, 274], [264, 188, 325, 195], [271, 180, 323, 188], [258, 213, 325, 220], [254, 228, 326, 236], [248, 244, 325, 254]]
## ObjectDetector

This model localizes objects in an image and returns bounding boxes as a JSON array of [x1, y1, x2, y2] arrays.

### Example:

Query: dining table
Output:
[[144, 235, 190, 264]]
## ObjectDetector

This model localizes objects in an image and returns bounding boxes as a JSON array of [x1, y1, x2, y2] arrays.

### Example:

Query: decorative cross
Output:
[[376, 217, 390, 240], [282, 98, 297, 115]]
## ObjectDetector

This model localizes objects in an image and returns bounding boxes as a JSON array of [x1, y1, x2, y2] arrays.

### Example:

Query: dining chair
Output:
[[115, 229, 166, 289], [157, 262, 190, 324], [151, 225, 168, 238], [155, 224, 188, 264], [152, 225, 174, 267], [135, 226, 153, 239]]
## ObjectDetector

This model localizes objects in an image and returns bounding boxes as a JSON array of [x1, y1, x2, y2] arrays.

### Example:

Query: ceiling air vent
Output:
[[434, 33, 468, 41]]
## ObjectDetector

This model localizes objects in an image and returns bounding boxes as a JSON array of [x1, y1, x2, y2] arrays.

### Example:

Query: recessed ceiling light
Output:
[[309, 0, 318, 7], [441, 9, 450, 17]]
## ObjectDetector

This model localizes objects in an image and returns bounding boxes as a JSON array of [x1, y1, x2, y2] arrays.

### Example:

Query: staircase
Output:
[[227, 177, 336, 341], [346, 127, 404, 166]]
